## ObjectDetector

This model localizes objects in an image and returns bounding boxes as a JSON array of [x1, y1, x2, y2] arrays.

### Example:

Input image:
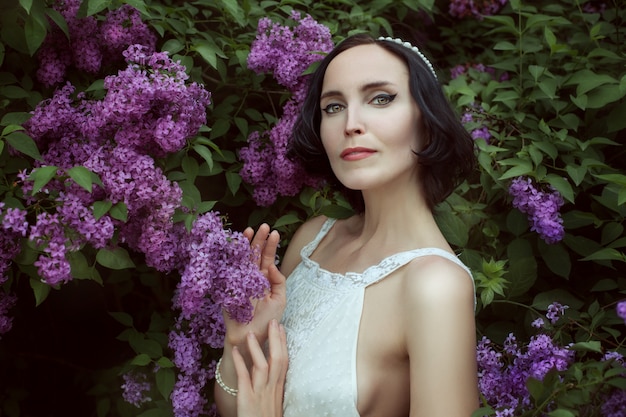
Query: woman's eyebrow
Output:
[[320, 81, 394, 101]]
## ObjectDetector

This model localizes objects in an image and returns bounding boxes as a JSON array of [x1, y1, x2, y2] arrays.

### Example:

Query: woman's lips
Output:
[[340, 147, 376, 161]]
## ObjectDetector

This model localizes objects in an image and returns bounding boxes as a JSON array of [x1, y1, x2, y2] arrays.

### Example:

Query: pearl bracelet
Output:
[[215, 356, 238, 396]]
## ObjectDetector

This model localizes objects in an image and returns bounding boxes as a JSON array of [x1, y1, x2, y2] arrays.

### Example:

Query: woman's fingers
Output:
[[259, 230, 280, 275], [246, 331, 270, 391], [232, 346, 251, 392], [267, 320, 288, 386], [249, 224, 271, 266]]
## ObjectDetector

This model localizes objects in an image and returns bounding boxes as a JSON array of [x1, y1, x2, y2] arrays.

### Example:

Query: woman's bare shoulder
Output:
[[279, 215, 329, 277], [401, 254, 474, 308]]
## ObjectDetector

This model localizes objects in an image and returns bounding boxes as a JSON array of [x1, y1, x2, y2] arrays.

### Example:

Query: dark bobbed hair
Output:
[[287, 33, 476, 212]]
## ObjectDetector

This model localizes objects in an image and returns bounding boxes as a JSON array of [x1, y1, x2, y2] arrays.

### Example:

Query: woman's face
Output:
[[319, 44, 424, 193]]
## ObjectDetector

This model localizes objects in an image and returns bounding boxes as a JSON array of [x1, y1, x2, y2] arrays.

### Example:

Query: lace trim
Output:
[[299, 217, 473, 288]]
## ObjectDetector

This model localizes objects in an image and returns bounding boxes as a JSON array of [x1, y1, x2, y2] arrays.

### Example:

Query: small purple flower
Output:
[[531, 318, 545, 329], [617, 301, 626, 324], [121, 372, 152, 407], [546, 302, 569, 324]]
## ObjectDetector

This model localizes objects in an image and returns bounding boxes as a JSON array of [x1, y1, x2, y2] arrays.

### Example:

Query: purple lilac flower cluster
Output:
[[449, 0, 509, 19], [508, 177, 565, 244], [121, 372, 152, 407], [168, 212, 269, 417], [0, 203, 28, 337], [477, 333, 575, 414], [601, 351, 626, 417], [37, 0, 156, 87], [21, 46, 211, 284], [240, 12, 333, 206]]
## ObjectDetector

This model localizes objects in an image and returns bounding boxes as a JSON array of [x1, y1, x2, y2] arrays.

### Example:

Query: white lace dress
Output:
[[281, 218, 473, 417]]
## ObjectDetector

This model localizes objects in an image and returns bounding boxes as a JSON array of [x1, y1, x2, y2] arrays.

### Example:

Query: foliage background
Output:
[[0, 0, 624, 416]]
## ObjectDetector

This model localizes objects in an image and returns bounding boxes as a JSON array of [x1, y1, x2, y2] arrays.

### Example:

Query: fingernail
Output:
[[271, 319, 278, 327]]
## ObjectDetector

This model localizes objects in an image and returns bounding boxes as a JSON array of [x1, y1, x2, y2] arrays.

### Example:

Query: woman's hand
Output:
[[224, 224, 287, 350], [233, 319, 288, 417]]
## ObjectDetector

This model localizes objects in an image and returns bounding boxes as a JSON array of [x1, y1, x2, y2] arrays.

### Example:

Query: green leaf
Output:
[[193, 40, 219, 69], [569, 341, 603, 353], [6, 131, 42, 160], [24, 13, 47, 55], [19, 0, 34, 13], [565, 164, 586, 186], [137, 408, 174, 417], [274, 213, 301, 228], [45, 8, 70, 39], [580, 248, 626, 262], [129, 332, 163, 358], [109, 312, 133, 327], [471, 407, 494, 417], [539, 241, 571, 279], [591, 278, 618, 292], [593, 173, 626, 187], [319, 204, 354, 219], [607, 377, 626, 390], [225, 171, 242, 196], [67, 251, 99, 282], [546, 174, 574, 203], [219, 0, 246, 26], [85, 0, 111, 16], [155, 367, 175, 400], [67, 166, 96, 192], [548, 409, 576, 417], [130, 353, 151, 366], [29, 165, 58, 194], [526, 377, 544, 401], [96, 247, 136, 270], [435, 207, 469, 247], [30, 277, 51, 306], [507, 238, 536, 297], [532, 288, 583, 310], [1, 112, 31, 125], [499, 160, 533, 180], [92, 200, 113, 220], [110, 202, 128, 222], [162, 39, 184, 55], [156, 356, 175, 368], [193, 144, 214, 171]]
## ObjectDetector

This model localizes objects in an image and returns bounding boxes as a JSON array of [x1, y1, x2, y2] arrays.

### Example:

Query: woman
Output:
[[215, 33, 479, 417]]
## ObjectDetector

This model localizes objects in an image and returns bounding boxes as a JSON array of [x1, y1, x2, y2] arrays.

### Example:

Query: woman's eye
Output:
[[372, 94, 397, 105], [322, 103, 345, 114]]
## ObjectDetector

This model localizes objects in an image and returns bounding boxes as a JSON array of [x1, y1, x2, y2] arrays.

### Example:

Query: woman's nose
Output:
[[344, 106, 365, 136]]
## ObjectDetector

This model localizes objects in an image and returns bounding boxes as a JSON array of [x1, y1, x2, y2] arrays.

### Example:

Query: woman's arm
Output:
[[215, 224, 287, 417], [405, 257, 479, 417]]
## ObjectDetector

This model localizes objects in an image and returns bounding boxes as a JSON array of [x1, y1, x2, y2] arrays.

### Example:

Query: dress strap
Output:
[[300, 217, 337, 258]]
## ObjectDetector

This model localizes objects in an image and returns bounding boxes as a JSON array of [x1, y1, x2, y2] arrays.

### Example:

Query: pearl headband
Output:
[[377, 36, 438, 80]]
